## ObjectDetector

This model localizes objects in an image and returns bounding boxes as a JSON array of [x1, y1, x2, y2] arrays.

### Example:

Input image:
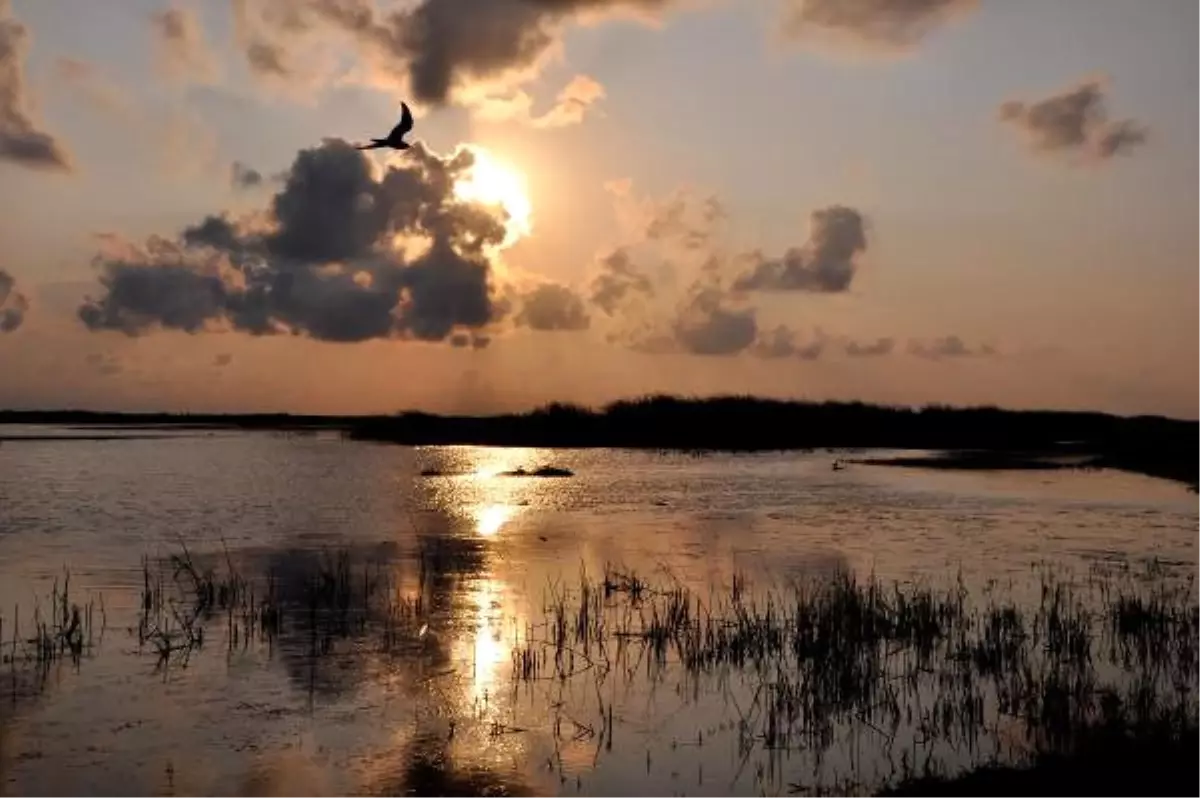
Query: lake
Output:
[[0, 426, 1195, 795]]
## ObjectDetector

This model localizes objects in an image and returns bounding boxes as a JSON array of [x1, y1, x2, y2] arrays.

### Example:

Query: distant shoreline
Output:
[[1, 395, 1195, 490]]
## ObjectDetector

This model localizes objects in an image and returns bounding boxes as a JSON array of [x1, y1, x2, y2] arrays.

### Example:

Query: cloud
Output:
[[643, 191, 726, 251], [468, 74, 608, 128], [908, 335, 995, 360], [213, 353, 233, 367], [586, 183, 864, 361], [150, 6, 219, 84], [589, 247, 656, 316], [780, 0, 977, 54], [998, 77, 1148, 163], [516, 283, 590, 331], [236, 0, 677, 107], [665, 287, 823, 359], [751, 324, 826, 360], [78, 138, 514, 344], [733, 205, 867, 293], [844, 336, 894, 357], [0, 0, 72, 172], [532, 74, 606, 128], [231, 160, 265, 189], [670, 284, 757, 356], [0, 268, 29, 332], [618, 270, 822, 360], [245, 38, 291, 78]]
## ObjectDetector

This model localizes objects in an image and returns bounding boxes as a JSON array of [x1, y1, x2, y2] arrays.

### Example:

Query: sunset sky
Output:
[[0, 0, 1195, 418]]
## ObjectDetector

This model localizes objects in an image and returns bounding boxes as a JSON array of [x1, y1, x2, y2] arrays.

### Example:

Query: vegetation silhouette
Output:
[[1, 394, 1195, 487]]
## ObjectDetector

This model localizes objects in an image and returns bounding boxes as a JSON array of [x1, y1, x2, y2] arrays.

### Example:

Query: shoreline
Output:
[[1, 396, 1194, 489]]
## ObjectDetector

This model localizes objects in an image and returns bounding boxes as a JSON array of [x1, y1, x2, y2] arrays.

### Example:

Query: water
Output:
[[0, 427, 1195, 795]]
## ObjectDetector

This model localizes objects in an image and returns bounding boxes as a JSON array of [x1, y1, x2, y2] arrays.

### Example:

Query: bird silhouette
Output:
[[357, 101, 414, 151]]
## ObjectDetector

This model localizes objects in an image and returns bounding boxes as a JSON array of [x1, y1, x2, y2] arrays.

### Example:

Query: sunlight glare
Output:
[[474, 504, 513, 538], [452, 145, 533, 248]]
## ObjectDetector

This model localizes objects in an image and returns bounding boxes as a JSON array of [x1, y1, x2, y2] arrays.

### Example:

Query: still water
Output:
[[0, 427, 1195, 795]]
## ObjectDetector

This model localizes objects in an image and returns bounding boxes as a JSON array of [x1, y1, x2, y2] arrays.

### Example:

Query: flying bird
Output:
[[357, 101, 414, 151]]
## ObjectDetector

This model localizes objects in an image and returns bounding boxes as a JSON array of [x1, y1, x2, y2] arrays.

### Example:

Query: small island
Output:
[[497, 466, 574, 478]]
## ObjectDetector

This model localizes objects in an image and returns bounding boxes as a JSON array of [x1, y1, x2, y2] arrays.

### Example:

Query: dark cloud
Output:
[[0, 268, 28, 332], [752, 325, 825, 360], [671, 285, 758, 356], [643, 190, 726, 251], [734, 205, 867, 293], [1093, 119, 1148, 159], [588, 186, 865, 362], [781, 0, 977, 52], [231, 161, 265, 189], [0, 1, 72, 172], [845, 336, 894, 357], [245, 38, 291, 77], [182, 214, 244, 251], [516, 283, 590, 331], [908, 335, 995, 360], [149, 7, 218, 83], [998, 78, 1148, 162], [589, 248, 655, 316], [628, 279, 820, 360], [78, 138, 513, 344], [213, 353, 234, 367], [239, 0, 675, 105]]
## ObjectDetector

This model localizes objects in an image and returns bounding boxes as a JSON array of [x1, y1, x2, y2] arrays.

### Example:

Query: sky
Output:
[[0, 0, 1195, 418]]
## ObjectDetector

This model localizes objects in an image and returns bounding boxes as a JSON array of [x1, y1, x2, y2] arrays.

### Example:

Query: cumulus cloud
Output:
[[532, 74, 606, 128], [751, 324, 825, 360], [0, 268, 29, 332], [245, 38, 291, 78], [230, 160, 265, 189], [585, 183, 867, 361], [998, 78, 1148, 163], [0, 0, 72, 172], [908, 335, 995, 360], [844, 336, 894, 357], [780, 0, 977, 54], [614, 265, 823, 360], [643, 191, 726, 251], [664, 287, 823, 359], [150, 6, 219, 84], [734, 205, 867, 293], [671, 284, 758, 356], [78, 138, 515, 344], [589, 247, 655, 316], [468, 74, 608, 128], [516, 283, 590, 331], [232, 0, 676, 107]]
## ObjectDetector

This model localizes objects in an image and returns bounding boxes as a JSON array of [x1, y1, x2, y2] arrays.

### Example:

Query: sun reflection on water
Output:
[[467, 576, 507, 703], [473, 504, 513, 537]]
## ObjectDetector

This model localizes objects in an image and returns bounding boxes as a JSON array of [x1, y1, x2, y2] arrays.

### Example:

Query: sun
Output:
[[452, 145, 532, 248]]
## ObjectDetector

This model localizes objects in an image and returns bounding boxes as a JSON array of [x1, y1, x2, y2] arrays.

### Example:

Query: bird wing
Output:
[[388, 101, 413, 140]]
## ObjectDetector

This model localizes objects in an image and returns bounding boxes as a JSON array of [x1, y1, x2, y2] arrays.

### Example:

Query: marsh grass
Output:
[[503, 560, 1196, 793], [5, 543, 1194, 795], [2, 568, 105, 703]]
